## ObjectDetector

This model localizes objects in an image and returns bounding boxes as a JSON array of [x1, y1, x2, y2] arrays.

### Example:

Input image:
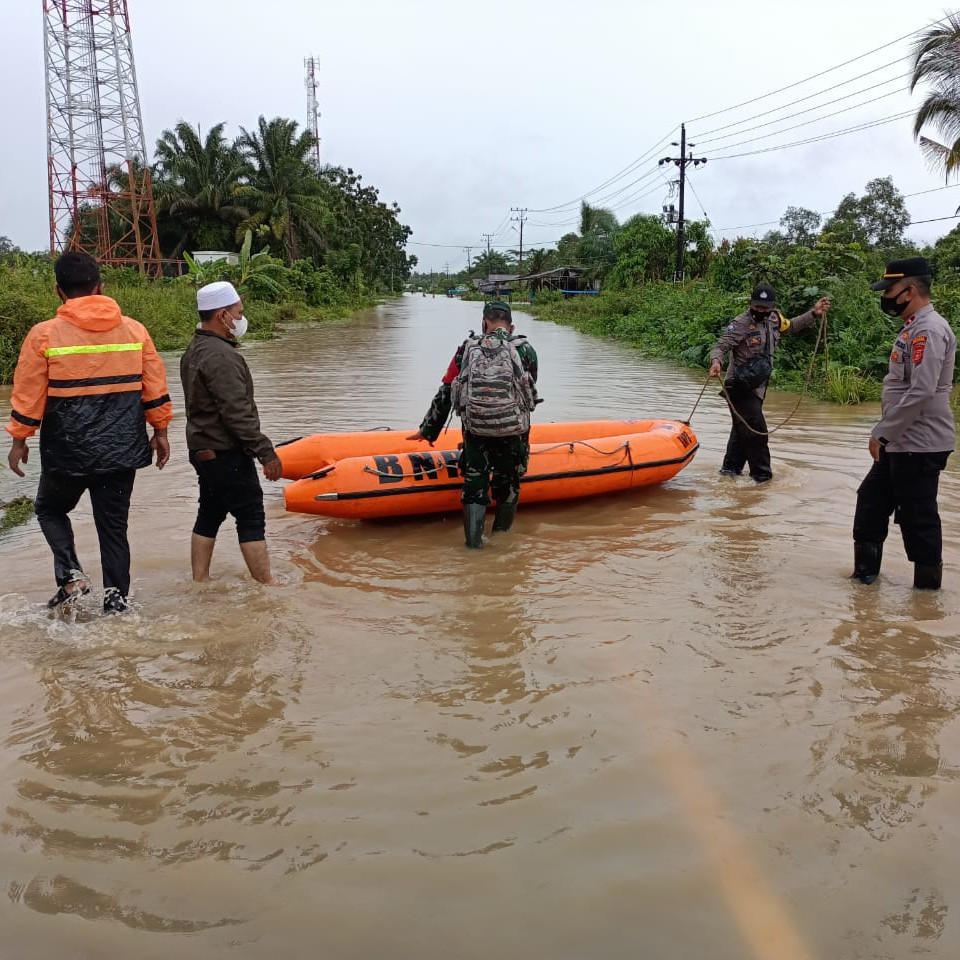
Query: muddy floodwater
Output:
[[1, 294, 960, 960]]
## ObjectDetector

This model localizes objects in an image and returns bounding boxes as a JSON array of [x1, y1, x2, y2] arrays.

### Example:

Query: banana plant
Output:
[[235, 229, 288, 300]]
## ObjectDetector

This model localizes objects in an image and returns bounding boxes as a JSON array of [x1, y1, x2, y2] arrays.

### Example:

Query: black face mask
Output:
[[879, 290, 911, 317], [750, 309, 773, 322]]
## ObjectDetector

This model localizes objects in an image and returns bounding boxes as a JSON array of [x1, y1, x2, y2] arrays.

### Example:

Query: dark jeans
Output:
[[34, 469, 136, 594], [460, 432, 529, 506], [189, 449, 265, 543], [721, 383, 772, 481], [853, 450, 951, 565]]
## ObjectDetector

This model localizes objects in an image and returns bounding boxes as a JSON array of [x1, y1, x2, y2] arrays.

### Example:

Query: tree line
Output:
[[63, 115, 415, 302]]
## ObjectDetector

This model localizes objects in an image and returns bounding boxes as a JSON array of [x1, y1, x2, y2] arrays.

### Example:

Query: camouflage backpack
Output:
[[451, 332, 537, 437]]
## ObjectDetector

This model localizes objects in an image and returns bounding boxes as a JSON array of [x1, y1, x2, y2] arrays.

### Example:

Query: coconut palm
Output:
[[911, 13, 960, 184], [153, 122, 245, 256], [233, 116, 328, 263]]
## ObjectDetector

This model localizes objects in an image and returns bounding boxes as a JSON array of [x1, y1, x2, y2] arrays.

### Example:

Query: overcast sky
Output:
[[2, 0, 959, 271]]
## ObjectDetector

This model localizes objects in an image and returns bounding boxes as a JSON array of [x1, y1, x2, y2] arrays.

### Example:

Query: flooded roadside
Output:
[[1, 294, 959, 959]]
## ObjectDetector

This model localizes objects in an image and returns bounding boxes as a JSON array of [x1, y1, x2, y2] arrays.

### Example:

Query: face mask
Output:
[[750, 309, 773, 322], [879, 291, 910, 317], [228, 313, 249, 338]]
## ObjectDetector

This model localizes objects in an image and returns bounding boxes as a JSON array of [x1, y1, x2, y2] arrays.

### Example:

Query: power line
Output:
[[528, 126, 678, 213], [712, 183, 960, 233], [694, 72, 912, 148], [410, 180, 960, 256], [685, 178, 720, 245], [690, 58, 912, 140], [710, 110, 915, 161], [499, 21, 946, 229], [686, 17, 947, 125]]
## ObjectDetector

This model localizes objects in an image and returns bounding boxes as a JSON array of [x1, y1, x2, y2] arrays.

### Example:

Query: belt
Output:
[[194, 449, 217, 462]]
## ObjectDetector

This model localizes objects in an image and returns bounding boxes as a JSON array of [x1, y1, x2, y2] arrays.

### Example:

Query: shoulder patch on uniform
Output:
[[912, 336, 927, 365], [778, 311, 791, 333]]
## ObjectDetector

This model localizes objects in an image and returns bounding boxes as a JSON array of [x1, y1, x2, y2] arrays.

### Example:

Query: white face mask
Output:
[[229, 314, 249, 338]]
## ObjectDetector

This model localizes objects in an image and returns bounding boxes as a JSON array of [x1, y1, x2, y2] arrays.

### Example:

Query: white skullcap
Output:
[[197, 281, 241, 312]]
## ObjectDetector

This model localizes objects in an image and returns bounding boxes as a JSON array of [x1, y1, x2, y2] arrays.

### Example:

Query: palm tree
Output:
[[911, 13, 960, 183], [578, 201, 618, 238], [233, 116, 328, 262], [153, 122, 245, 256]]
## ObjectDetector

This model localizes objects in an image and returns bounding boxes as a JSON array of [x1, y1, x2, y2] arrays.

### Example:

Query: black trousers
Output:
[[189, 450, 266, 543], [34, 469, 136, 595], [721, 384, 772, 481], [853, 450, 951, 566]]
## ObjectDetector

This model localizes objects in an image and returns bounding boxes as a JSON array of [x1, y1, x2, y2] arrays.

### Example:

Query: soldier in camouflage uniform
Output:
[[409, 301, 539, 548]]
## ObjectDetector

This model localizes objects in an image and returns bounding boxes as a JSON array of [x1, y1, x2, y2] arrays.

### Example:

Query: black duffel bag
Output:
[[732, 353, 773, 390]]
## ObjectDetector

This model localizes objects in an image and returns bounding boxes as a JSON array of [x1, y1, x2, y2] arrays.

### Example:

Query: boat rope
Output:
[[358, 439, 634, 479], [685, 311, 828, 437], [530, 440, 632, 457], [362, 463, 453, 479]]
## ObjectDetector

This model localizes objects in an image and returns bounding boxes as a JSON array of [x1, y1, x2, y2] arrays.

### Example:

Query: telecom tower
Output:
[[304, 56, 321, 169], [43, 0, 162, 273]]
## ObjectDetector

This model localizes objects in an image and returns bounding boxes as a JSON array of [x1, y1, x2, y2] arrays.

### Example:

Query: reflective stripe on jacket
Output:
[[5, 295, 173, 474]]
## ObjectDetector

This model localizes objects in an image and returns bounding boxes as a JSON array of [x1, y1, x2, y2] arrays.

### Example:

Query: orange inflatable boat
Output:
[[283, 420, 698, 519], [277, 419, 665, 480]]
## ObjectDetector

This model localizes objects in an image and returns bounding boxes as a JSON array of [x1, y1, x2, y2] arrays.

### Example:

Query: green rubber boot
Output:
[[463, 504, 486, 549]]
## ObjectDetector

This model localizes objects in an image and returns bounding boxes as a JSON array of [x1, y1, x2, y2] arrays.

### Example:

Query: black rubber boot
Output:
[[851, 541, 883, 585], [491, 502, 517, 532], [463, 504, 486, 549], [913, 563, 942, 590]]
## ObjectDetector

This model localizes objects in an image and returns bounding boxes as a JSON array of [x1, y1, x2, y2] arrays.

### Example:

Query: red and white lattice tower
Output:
[[304, 55, 321, 169], [43, 0, 162, 273]]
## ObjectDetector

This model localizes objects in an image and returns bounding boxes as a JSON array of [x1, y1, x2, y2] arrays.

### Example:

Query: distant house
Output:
[[473, 273, 518, 297], [190, 250, 239, 266], [474, 265, 592, 297]]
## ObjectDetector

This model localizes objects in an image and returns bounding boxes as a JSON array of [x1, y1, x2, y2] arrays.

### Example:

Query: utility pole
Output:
[[510, 207, 527, 287], [481, 233, 493, 257], [463, 246, 473, 274], [659, 124, 707, 282]]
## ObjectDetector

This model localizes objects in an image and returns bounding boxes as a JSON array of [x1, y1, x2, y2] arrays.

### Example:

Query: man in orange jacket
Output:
[[5, 252, 173, 613]]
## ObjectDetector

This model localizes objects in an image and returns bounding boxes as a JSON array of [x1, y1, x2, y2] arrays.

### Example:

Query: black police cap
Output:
[[871, 257, 932, 291]]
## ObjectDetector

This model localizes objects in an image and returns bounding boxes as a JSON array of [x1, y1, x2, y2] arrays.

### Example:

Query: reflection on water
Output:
[[2, 294, 960, 959]]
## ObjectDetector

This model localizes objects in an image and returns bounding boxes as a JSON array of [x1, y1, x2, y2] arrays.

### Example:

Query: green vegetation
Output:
[[484, 176, 960, 405], [0, 253, 365, 382], [0, 496, 34, 536], [1, 110, 414, 381]]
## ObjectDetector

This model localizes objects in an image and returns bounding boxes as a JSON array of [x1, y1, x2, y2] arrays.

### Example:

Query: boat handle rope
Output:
[[530, 440, 632, 457], [358, 440, 633, 479], [684, 310, 828, 437]]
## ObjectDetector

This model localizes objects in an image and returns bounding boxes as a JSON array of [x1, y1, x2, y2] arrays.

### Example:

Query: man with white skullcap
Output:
[[180, 281, 283, 584]]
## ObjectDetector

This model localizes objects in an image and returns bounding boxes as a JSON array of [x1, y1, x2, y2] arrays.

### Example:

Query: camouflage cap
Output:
[[483, 300, 512, 319]]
